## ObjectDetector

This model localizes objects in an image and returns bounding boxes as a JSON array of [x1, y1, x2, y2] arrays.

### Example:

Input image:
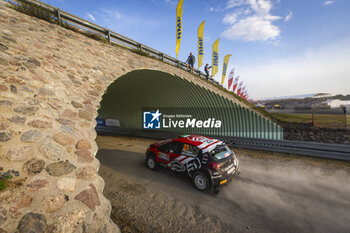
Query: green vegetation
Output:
[[0, 174, 12, 191], [270, 112, 347, 128], [332, 94, 350, 100], [61, 22, 79, 32], [270, 113, 312, 123], [131, 48, 152, 58], [9, 0, 56, 23], [84, 31, 108, 43]]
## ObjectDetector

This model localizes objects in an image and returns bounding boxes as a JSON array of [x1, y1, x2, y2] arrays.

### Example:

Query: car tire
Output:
[[193, 171, 210, 192], [146, 154, 158, 170]]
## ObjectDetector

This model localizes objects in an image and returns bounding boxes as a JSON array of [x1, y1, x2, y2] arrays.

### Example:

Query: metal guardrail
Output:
[[222, 137, 350, 161], [95, 126, 350, 161], [7, 0, 220, 84]]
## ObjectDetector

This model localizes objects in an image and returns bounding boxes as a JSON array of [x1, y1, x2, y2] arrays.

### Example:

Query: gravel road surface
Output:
[[96, 135, 350, 233]]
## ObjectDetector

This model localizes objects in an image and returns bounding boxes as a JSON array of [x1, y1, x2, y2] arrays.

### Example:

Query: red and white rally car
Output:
[[145, 135, 239, 191]]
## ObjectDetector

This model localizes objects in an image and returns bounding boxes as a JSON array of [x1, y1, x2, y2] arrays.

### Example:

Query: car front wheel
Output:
[[193, 172, 210, 191]]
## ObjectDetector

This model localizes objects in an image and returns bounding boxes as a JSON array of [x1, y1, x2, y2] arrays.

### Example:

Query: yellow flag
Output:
[[221, 54, 232, 85], [197, 21, 205, 69], [176, 0, 183, 58], [212, 38, 220, 77]]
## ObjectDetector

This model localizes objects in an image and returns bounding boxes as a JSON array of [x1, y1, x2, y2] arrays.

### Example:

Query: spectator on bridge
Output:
[[204, 64, 211, 79], [186, 52, 196, 73]]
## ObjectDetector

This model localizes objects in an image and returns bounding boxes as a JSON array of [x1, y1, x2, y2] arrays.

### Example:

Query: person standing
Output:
[[343, 106, 348, 128], [186, 52, 196, 73], [204, 64, 211, 79]]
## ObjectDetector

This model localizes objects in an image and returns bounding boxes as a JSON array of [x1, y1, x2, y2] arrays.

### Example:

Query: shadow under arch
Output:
[[97, 69, 283, 139]]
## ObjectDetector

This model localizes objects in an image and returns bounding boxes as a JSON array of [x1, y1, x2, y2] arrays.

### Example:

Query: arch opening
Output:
[[97, 69, 283, 140]]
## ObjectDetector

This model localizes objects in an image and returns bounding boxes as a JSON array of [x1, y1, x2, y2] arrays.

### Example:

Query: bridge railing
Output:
[[7, 0, 220, 84]]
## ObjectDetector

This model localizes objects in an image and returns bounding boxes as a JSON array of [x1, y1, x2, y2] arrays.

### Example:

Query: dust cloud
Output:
[[222, 152, 350, 233]]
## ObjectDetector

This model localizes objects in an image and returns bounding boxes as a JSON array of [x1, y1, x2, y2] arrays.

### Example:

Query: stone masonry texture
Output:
[[0, 3, 254, 232]]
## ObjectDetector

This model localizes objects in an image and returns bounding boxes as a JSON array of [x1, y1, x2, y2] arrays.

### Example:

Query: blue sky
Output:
[[42, 0, 350, 100]]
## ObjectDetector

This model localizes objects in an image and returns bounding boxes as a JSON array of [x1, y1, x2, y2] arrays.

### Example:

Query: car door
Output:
[[166, 142, 187, 172], [168, 142, 184, 161], [179, 144, 201, 176], [157, 142, 173, 165]]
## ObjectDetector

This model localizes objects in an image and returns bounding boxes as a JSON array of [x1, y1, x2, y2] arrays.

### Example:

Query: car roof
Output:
[[173, 135, 224, 152]]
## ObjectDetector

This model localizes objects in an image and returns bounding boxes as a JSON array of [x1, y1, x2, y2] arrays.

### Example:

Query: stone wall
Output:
[[0, 4, 261, 233], [282, 123, 350, 145]]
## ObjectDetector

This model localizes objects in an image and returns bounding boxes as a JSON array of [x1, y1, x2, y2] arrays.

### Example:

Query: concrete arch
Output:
[[0, 5, 281, 233]]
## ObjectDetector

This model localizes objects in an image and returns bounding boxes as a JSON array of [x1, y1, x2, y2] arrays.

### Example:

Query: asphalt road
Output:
[[96, 135, 350, 233]]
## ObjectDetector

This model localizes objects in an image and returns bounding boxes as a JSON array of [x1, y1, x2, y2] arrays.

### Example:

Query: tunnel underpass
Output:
[[97, 69, 283, 139]]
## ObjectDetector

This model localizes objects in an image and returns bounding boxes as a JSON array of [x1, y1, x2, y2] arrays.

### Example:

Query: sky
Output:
[[41, 0, 350, 100]]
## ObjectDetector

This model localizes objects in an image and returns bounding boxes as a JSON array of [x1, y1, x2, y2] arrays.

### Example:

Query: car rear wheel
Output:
[[146, 154, 158, 170], [193, 172, 210, 191]]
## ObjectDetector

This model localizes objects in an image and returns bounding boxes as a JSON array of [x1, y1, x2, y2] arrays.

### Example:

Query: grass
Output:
[[131, 48, 152, 58], [84, 31, 108, 43], [270, 113, 313, 123], [61, 22, 79, 32], [270, 112, 348, 129], [8, 0, 56, 23], [0, 174, 12, 191]]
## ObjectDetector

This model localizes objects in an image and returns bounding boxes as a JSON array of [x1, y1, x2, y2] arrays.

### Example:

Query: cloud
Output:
[[101, 9, 121, 19], [237, 39, 350, 99], [114, 12, 121, 19], [86, 13, 96, 22], [223, 16, 280, 41], [324, 1, 334, 6], [223, 12, 238, 24], [284, 11, 293, 21], [226, 0, 246, 9], [209, 6, 222, 12], [164, 0, 177, 5], [222, 0, 282, 42]]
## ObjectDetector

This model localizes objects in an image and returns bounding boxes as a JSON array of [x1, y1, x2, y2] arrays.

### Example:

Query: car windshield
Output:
[[211, 145, 232, 160]]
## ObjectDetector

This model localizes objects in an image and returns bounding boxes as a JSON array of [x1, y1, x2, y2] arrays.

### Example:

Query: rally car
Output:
[[145, 135, 239, 192]]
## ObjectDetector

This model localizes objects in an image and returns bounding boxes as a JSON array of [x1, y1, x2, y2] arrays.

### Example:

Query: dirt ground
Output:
[[96, 135, 350, 233]]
